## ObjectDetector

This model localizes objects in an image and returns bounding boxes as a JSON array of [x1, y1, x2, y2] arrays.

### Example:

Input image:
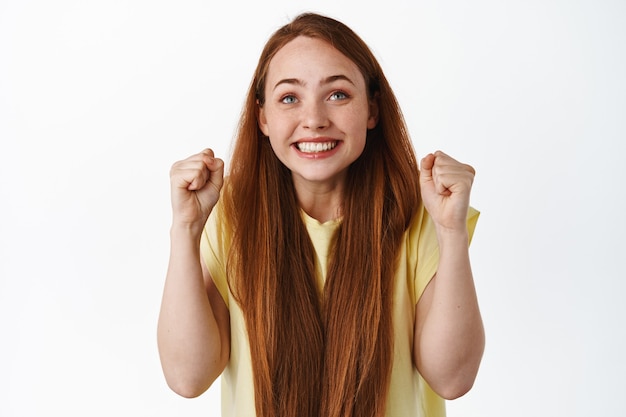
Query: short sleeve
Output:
[[410, 206, 480, 304], [199, 203, 231, 308]]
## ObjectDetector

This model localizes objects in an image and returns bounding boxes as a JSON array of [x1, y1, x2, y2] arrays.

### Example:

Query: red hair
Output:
[[223, 13, 420, 417]]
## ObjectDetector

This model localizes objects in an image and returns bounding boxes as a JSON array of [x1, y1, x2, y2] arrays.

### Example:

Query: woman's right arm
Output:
[[157, 149, 230, 398]]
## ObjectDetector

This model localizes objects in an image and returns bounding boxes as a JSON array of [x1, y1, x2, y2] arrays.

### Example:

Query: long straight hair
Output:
[[223, 13, 420, 417]]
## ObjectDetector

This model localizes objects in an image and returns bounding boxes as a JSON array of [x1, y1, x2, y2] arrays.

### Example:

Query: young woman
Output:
[[158, 12, 484, 417]]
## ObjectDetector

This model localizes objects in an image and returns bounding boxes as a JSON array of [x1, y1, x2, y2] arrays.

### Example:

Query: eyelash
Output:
[[279, 90, 350, 104], [281, 95, 297, 104], [329, 91, 349, 101]]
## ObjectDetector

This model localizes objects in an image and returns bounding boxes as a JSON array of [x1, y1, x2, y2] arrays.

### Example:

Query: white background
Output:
[[1, 0, 625, 416]]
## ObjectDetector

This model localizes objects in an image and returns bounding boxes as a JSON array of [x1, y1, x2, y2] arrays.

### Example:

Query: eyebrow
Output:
[[272, 74, 355, 91]]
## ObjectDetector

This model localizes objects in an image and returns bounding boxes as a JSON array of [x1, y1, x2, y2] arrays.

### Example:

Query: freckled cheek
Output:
[[264, 112, 300, 137]]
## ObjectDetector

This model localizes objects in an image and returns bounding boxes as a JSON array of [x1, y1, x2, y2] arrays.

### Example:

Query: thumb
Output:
[[420, 153, 435, 184], [207, 157, 225, 192]]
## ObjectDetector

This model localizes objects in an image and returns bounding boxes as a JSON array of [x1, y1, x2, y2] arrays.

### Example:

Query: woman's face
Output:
[[259, 36, 378, 190]]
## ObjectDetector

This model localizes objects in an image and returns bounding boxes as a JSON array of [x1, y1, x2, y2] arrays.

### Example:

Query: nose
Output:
[[302, 101, 329, 130]]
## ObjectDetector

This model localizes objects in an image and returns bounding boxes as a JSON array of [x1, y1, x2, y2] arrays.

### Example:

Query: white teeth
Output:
[[296, 141, 337, 153]]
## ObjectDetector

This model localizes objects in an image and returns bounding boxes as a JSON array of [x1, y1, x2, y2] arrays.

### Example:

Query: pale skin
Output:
[[414, 151, 485, 399], [157, 149, 230, 398], [157, 36, 484, 400]]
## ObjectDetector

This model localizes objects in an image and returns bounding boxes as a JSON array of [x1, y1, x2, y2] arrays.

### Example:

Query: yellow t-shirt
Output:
[[201, 203, 479, 417]]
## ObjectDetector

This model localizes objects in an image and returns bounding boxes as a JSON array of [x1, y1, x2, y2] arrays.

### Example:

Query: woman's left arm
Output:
[[413, 151, 485, 400]]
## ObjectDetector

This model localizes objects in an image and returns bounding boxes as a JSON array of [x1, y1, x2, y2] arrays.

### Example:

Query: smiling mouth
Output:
[[295, 141, 338, 153]]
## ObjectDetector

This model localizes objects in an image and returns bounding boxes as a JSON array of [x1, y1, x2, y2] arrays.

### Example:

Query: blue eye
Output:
[[281, 95, 298, 104], [329, 91, 349, 101]]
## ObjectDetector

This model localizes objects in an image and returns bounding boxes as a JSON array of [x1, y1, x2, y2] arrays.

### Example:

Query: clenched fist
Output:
[[419, 151, 475, 232], [170, 148, 224, 231]]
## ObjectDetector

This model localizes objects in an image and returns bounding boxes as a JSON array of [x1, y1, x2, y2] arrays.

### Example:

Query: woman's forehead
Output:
[[265, 36, 365, 88]]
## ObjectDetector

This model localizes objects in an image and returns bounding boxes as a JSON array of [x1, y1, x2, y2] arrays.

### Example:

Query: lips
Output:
[[295, 141, 338, 153]]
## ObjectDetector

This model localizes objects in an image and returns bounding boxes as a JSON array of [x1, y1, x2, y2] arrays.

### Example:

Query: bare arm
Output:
[[157, 149, 230, 398], [413, 151, 485, 400]]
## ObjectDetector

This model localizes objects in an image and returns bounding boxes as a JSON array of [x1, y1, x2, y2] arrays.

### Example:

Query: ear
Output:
[[257, 100, 270, 137], [367, 96, 379, 130]]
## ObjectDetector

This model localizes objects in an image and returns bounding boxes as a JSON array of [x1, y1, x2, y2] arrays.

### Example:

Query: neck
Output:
[[293, 178, 344, 224]]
